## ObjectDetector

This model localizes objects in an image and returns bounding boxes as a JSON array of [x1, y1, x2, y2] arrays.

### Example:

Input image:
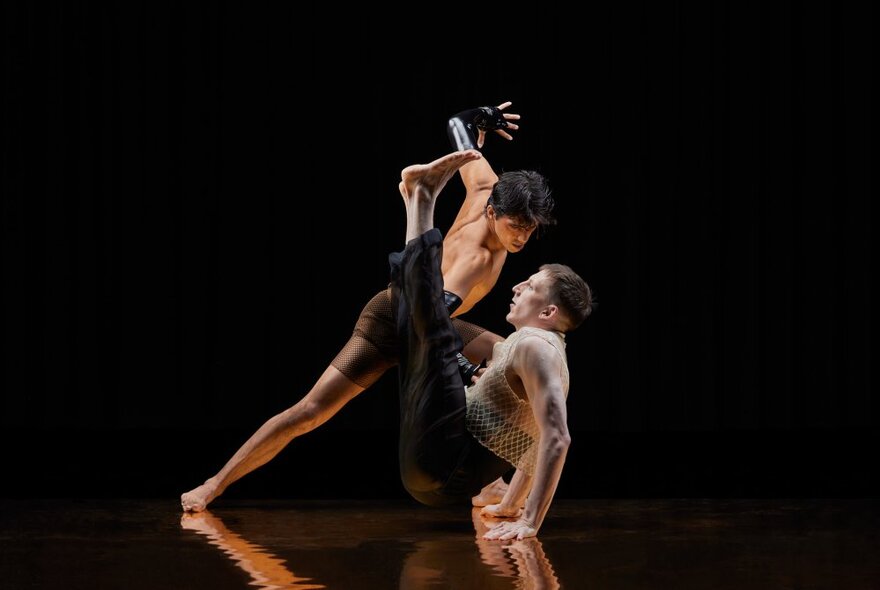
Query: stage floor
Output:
[[1, 498, 877, 588]]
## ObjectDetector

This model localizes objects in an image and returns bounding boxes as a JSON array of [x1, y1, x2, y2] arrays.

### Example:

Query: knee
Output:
[[400, 472, 445, 507], [400, 472, 458, 507], [399, 448, 444, 495], [462, 332, 503, 363], [400, 465, 437, 497], [276, 400, 321, 434], [400, 456, 464, 507]]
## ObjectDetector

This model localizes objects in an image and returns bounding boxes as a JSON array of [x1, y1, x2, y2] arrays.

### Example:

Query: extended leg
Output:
[[181, 365, 367, 512]]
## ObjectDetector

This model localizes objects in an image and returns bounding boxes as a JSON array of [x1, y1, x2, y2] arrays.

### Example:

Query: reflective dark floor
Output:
[[0, 498, 877, 589]]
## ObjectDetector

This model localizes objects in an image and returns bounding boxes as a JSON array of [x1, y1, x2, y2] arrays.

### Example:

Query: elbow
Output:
[[545, 432, 571, 458], [560, 432, 572, 449], [558, 433, 572, 454], [472, 175, 499, 194]]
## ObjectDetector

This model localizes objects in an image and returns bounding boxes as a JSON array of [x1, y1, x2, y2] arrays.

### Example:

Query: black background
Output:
[[2, 4, 874, 500]]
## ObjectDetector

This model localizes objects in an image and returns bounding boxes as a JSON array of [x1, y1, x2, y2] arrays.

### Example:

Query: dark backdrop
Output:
[[2, 4, 874, 500]]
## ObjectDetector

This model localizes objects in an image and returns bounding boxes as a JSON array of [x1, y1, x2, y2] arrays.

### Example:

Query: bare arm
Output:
[[447, 101, 520, 219], [481, 469, 532, 518], [456, 158, 499, 207], [483, 338, 570, 540], [501, 469, 533, 509]]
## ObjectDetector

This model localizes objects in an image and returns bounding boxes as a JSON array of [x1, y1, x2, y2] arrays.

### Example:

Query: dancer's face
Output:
[[488, 207, 536, 253], [506, 270, 554, 328]]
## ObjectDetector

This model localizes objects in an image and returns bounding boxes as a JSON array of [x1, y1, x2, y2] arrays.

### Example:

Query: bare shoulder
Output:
[[441, 241, 493, 294], [448, 194, 491, 236], [443, 226, 493, 266]]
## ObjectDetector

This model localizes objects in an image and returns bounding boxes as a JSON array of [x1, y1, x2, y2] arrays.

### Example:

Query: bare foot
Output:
[[181, 481, 219, 512], [481, 503, 523, 519], [399, 149, 481, 203], [471, 477, 509, 507]]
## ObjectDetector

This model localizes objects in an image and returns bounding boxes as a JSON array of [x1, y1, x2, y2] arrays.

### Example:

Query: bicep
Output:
[[517, 341, 569, 436], [459, 159, 498, 193]]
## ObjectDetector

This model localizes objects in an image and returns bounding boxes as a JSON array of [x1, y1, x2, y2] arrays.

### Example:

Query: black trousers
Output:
[[389, 229, 511, 506]]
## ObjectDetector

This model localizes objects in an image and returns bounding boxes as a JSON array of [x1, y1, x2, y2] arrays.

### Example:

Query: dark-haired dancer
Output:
[[392, 149, 593, 539], [182, 102, 556, 512]]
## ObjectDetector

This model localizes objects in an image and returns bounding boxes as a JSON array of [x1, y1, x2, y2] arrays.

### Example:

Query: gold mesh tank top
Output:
[[465, 327, 569, 475]]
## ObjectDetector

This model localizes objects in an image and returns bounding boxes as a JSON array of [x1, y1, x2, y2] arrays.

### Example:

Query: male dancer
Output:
[[182, 102, 555, 511], [392, 149, 593, 539]]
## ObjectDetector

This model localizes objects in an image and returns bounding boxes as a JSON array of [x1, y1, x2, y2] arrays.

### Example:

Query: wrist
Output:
[[520, 508, 540, 528]]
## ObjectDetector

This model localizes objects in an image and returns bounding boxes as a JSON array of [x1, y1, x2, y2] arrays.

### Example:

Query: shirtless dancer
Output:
[[391, 149, 592, 537], [182, 102, 555, 512]]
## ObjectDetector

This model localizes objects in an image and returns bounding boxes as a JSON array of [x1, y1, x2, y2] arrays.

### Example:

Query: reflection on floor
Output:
[[180, 503, 559, 589], [1, 498, 877, 589]]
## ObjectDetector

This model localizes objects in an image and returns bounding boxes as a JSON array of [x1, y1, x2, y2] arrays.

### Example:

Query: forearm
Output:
[[447, 107, 486, 150], [459, 158, 498, 195], [499, 469, 532, 510], [521, 436, 570, 531], [446, 105, 502, 198]]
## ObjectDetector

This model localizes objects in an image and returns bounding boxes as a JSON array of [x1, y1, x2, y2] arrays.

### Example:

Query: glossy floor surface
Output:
[[1, 498, 877, 589]]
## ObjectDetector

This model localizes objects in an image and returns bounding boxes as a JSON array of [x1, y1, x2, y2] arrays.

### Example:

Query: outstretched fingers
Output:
[[483, 520, 538, 541], [494, 101, 520, 140], [494, 129, 514, 141]]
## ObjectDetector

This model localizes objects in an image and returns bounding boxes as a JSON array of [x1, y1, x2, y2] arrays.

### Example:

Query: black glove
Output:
[[447, 106, 508, 150]]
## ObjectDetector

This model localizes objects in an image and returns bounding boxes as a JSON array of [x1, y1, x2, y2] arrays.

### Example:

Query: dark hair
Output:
[[487, 170, 556, 229], [539, 263, 594, 331]]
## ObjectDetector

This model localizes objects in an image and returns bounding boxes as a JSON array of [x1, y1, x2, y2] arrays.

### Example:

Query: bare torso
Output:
[[441, 198, 507, 316]]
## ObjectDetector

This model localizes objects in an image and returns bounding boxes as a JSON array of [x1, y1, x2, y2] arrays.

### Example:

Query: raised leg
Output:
[[399, 149, 481, 242]]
